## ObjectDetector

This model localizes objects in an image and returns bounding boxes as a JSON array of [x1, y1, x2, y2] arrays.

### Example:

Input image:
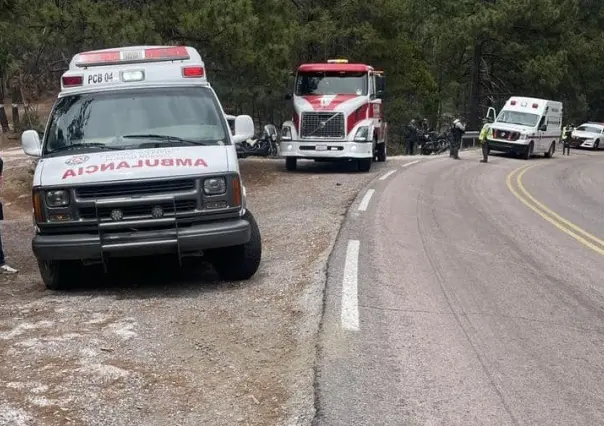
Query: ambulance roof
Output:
[[59, 45, 209, 97], [504, 97, 562, 113]]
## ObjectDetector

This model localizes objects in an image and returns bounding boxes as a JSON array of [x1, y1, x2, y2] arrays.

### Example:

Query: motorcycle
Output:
[[236, 124, 279, 159], [419, 129, 450, 155]]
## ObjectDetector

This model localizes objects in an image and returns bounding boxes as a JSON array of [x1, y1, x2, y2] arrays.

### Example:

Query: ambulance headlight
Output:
[[45, 190, 70, 207], [203, 177, 226, 195], [121, 70, 145, 82], [354, 126, 370, 142]]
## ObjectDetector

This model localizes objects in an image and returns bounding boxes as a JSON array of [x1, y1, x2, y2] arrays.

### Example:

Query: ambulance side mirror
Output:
[[232, 115, 255, 144], [22, 129, 42, 157]]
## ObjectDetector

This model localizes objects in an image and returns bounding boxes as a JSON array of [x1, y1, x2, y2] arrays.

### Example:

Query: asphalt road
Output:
[[315, 148, 604, 426]]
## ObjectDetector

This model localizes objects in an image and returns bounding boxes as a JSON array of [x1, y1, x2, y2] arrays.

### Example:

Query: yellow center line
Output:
[[505, 164, 604, 256]]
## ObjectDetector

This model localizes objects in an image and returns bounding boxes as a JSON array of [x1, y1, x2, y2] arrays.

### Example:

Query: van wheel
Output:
[[285, 157, 297, 171], [544, 142, 555, 158], [38, 259, 82, 290], [211, 211, 262, 281], [376, 142, 387, 162], [523, 142, 534, 160]]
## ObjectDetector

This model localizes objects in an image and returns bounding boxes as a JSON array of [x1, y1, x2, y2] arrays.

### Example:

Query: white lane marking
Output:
[[357, 189, 375, 212], [402, 160, 420, 168], [341, 240, 360, 331], [379, 170, 396, 180]]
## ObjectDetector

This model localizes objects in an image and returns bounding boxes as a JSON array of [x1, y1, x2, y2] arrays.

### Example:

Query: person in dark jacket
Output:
[[450, 118, 466, 159], [404, 119, 419, 155], [0, 156, 18, 274]]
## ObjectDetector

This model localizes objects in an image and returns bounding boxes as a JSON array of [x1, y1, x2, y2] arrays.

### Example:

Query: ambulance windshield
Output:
[[295, 71, 368, 96], [44, 87, 229, 155], [496, 110, 540, 127]]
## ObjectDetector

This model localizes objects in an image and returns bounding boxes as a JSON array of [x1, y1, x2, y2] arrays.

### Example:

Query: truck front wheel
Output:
[[376, 141, 387, 162], [285, 157, 297, 171], [211, 211, 262, 281], [38, 259, 82, 290]]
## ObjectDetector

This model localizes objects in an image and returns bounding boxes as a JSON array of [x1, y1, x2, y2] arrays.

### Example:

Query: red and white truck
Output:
[[279, 59, 388, 172]]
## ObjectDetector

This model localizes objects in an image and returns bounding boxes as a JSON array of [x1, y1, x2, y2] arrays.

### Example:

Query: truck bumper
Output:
[[279, 140, 373, 159], [33, 218, 251, 261], [486, 139, 529, 154]]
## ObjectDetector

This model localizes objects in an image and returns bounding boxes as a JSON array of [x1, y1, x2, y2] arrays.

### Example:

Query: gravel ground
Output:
[[0, 153, 393, 426]]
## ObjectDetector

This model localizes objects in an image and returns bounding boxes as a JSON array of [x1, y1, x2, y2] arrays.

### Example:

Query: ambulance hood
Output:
[[491, 122, 535, 135], [294, 94, 367, 114], [38, 146, 229, 187]]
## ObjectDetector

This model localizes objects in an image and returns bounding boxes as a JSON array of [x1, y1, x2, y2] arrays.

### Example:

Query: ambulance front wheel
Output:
[[37, 259, 81, 290], [211, 210, 262, 282]]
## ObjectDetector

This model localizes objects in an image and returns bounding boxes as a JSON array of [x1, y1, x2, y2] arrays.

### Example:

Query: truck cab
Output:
[[280, 59, 388, 172], [20, 45, 262, 289]]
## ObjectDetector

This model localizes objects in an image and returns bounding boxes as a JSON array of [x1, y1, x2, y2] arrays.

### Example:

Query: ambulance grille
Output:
[[76, 179, 195, 199], [300, 112, 345, 138]]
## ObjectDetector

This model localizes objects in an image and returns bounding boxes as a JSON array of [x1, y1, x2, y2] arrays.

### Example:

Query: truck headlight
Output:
[[354, 126, 370, 142], [203, 177, 226, 195], [281, 126, 292, 141], [45, 190, 70, 207]]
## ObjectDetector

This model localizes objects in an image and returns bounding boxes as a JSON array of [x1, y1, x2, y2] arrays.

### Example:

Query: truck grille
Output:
[[300, 112, 345, 138], [75, 179, 195, 199], [78, 200, 197, 220]]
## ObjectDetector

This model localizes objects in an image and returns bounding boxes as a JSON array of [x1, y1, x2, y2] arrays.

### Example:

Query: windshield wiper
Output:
[[50, 143, 125, 153], [121, 134, 212, 146]]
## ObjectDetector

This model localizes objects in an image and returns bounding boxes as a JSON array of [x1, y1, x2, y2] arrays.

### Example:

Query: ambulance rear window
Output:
[[44, 87, 229, 155]]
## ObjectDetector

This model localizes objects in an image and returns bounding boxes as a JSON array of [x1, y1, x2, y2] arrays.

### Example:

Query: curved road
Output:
[[315, 149, 604, 425]]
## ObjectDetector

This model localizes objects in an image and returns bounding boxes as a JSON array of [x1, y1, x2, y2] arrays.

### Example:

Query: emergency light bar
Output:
[[75, 46, 190, 67], [327, 59, 349, 64]]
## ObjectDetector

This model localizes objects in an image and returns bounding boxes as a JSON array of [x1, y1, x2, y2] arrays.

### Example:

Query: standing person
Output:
[[478, 118, 492, 163], [562, 123, 573, 155], [0, 156, 18, 274], [405, 119, 419, 155], [450, 118, 465, 159]]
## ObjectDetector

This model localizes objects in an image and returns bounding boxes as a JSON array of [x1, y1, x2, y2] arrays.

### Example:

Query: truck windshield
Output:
[[43, 87, 229, 156], [295, 71, 368, 96], [496, 110, 540, 127]]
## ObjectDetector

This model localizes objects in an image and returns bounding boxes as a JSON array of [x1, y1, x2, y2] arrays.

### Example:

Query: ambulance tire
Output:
[[211, 211, 262, 282], [285, 157, 297, 171], [37, 259, 81, 290], [544, 142, 555, 158], [376, 141, 387, 162], [522, 142, 534, 160]]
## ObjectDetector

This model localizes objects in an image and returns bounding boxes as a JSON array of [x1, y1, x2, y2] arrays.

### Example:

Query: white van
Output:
[[485, 96, 562, 159], [20, 45, 261, 289]]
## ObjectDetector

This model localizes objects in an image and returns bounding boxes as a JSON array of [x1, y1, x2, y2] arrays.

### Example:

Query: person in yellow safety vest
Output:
[[562, 123, 573, 155], [478, 118, 493, 163]]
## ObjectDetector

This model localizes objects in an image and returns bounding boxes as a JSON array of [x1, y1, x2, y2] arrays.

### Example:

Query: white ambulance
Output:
[[485, 96, 562, 159], [20, 45, 261, 290]]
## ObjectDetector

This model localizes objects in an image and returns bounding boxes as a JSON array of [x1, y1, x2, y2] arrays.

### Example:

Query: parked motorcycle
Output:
[[419, 129, 450, 155], [236, 124, 279, 158]]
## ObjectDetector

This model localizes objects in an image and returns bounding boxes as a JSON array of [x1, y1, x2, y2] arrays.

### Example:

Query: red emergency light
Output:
[[182, 66, 204, 78], [532, 103, 538, 108], [75, 46, 190, 67], [62, 75, 83, 87], [510, 100, 516, 105]]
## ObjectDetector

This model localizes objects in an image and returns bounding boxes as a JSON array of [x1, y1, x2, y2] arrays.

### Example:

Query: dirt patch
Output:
[[0, 156, 394, 425]]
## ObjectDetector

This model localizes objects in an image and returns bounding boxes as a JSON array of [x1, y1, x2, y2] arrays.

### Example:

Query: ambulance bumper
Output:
[[486, 139, 529, 154], [279, 140, 373, 159], [32, 218, 251, 261]]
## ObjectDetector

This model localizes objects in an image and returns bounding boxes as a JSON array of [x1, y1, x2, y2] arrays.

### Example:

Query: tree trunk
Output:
[[468, 40, 482, 131]]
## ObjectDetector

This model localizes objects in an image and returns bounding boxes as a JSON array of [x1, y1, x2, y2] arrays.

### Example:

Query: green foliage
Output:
[[1, 0, 604, 129]]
